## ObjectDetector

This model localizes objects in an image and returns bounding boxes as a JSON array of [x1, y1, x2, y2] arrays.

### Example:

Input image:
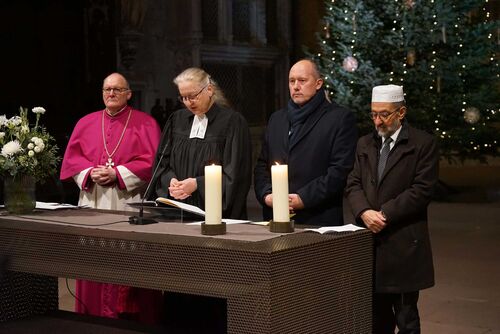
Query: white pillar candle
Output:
[[204, 164, 222, 225], [271, 163, 289, 222]]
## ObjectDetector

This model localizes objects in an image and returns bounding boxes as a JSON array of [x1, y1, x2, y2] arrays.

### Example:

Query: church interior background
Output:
[[1, 1, 500, 333], [0, 0, 498, 203]]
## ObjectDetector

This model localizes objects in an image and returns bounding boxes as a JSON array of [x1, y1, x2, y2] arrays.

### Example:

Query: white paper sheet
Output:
[[35, 201, 87, 210], [305, 224, 365, 234]]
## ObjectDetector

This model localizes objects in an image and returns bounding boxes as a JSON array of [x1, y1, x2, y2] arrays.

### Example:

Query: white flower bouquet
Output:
[[0, 106, 60, 182]]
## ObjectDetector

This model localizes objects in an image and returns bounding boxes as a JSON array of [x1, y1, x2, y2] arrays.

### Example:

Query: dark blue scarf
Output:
[[287, 88, 326, 147]]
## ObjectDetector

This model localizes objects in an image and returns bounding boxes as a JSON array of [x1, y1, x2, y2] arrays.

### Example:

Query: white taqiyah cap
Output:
[[372, 85, 404, 102]]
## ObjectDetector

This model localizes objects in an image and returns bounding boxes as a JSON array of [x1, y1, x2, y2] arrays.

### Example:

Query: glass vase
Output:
[[4, 174, 36, 214]]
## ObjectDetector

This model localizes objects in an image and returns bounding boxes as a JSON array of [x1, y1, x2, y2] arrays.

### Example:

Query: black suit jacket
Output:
[[254, 98, 357, 225]]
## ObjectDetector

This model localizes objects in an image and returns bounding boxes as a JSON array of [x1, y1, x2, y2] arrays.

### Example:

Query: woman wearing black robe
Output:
[[153, 67, 252, 219], [153, 67, 252, 332]]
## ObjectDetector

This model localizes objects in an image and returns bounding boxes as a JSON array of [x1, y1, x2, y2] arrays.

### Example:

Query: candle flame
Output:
[[275, 162, 280, 166]]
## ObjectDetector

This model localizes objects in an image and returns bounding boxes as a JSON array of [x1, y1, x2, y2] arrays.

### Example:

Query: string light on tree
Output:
[[310, 0, 499, 161]]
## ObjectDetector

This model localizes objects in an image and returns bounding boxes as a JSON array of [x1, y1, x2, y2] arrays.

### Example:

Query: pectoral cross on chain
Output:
[[106, 157, 115, 168]]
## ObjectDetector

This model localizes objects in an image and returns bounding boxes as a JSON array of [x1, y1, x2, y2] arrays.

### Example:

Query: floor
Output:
[[419, 202, 500, 334], [58, 199, 500, 333]]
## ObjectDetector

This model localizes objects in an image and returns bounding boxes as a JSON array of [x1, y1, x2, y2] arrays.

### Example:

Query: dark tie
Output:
[[377, 137, 393, 182]]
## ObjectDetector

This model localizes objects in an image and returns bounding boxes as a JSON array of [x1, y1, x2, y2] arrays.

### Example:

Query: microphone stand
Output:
[[129, 117, 172, 225]]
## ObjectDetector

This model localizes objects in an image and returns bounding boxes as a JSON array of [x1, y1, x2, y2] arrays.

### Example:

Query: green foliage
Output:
[[0, 107, 61, 182], [311, 0, 499, 162]]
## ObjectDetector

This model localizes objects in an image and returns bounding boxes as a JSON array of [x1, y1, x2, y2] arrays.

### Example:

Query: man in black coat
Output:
[[254, 59, 357, 225], [346, 84, 439, 334]]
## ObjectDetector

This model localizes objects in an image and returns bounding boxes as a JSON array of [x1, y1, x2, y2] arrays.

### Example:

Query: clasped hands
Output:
[[264, 193, 304, 212], [169, 178, 197, 200], [360, 209, 387, 233], [91, 165, 117, 186]]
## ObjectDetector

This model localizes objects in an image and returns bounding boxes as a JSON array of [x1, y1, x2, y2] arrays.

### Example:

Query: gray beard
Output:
[[376, 121, 400, 138]]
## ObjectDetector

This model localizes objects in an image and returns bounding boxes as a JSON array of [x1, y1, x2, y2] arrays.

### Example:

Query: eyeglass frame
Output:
[[369, 106, 402, 121], [178, 84, 209, 103], [102, 87, 130, 94]]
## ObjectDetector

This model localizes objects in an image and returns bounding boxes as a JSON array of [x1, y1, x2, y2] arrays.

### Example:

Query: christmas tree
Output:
[[312, 0, 499, 162]]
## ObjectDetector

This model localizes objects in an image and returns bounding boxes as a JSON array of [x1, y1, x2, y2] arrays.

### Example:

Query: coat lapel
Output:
[[361, 131, 380, 183], [278, 113, 291, 154], [368, 138, 380, 182], [357, 132, 380, 183]]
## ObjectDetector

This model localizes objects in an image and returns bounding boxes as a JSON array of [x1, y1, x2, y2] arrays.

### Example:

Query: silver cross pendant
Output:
[[105, 157, 115, 168]]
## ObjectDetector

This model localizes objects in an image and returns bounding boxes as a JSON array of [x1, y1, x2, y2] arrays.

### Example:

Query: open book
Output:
[[304, 224, 365, 234], [155, 198, 251, 224], [155, 197, 205, 217]]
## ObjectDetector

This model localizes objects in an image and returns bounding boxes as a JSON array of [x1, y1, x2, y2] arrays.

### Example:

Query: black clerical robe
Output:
[[153, 104, 252, 219]]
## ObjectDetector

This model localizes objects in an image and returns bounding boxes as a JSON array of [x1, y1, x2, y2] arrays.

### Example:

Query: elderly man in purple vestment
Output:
[[60, 72, 162, 323]]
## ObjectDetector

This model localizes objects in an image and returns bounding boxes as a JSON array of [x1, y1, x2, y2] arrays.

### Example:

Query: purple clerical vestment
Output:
[[60, 106, 162, 323], [61, 106, 161, 194]]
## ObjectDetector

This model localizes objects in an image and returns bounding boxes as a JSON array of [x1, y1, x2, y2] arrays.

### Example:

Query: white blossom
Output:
[[1, 140, 22, 157], [32, 107, 46, 114], [1, 105, 58, 181], [8, 116, 22, 126]]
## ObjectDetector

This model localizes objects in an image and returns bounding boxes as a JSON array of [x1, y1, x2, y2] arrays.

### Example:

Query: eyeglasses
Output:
[[103, 87, 129, 94], [370, 106, 401, 121], [178, 85, 208, 103]]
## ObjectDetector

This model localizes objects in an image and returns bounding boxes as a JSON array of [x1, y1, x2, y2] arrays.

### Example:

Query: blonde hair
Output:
[[173, 67, 230, 108]]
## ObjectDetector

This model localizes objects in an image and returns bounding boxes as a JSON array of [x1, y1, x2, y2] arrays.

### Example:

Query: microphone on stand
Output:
[[129, 117, 172, 225]]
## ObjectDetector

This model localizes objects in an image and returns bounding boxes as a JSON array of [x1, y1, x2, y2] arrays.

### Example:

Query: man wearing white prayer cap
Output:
[[346, 84, 439, 334]]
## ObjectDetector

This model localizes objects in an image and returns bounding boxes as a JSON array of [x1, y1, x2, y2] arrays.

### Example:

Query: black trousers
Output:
[[373, 291, 420, 334]]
